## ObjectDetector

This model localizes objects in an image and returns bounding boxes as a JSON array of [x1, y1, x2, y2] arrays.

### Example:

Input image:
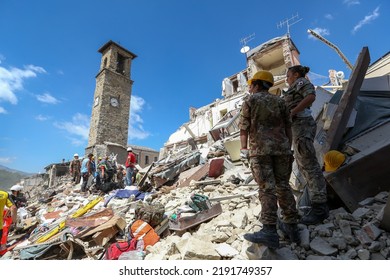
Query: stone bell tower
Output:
[[85, 40, 137, 162]]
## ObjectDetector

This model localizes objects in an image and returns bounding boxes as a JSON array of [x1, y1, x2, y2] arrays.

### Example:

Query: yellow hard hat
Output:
[[324, 150, 346, 172], [247, 70, 274, 86]]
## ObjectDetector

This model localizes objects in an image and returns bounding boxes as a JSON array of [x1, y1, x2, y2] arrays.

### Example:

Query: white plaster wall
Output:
[[166, 93, 246, 146]]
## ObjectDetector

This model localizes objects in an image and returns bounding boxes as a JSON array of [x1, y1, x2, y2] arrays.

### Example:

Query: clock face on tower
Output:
[[110, 97, 119, 107]]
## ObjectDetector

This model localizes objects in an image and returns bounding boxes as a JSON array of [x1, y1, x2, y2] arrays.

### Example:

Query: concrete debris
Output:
[[3, 39, 390, 261], [4, 157, 389, 261]]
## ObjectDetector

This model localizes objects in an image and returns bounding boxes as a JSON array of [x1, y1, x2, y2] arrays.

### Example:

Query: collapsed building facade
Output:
[[2, 35, 390, 260], [153, 36, 304, 186], [155, 36, 390, 222]]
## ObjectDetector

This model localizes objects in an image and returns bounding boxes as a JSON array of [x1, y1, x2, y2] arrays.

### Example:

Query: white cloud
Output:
[[0, 157, 13, 164], [128, 95, 150, 140], [0, 64, 46, 105], [36, 92, 60, 104], [54, 113, 90, 144], [343, 0, 360, 6], [352, 7, 380, 34], [53, 95, 150, 145], [69, 137, 85, 146], [53, 95, 150, 146], [308, 27, 330, 39], [35, 114, 50, 121], [0, 106, 7, 114], [325, 14, 333, 20]]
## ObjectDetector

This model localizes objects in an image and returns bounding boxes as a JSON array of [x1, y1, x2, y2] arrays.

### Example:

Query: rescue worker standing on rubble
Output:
[[284, 65, 329, 225], [239, 71, 300, 248], [80, 153, 94, 192], [69, 153, 81, 184], [9, 184, 27, 208], [96, 156, 107, 188], [125, 147, 136, 186]]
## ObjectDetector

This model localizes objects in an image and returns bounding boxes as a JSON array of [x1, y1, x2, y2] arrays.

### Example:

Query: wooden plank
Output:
[[177, 163, 210, 188], [65, 208, 114, 228], [154, 217, 169, 236], [321, 47, 370, 154], [193, 179, 221, 186], [209, 190, 258, 202], [138, 163, 155, 189]]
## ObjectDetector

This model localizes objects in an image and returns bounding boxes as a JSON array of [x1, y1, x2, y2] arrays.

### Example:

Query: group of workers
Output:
[[0, 147, 140, 254], [1, 65, 348, 254], [68, 146, 138, 193], [239, 66, 346, 248]]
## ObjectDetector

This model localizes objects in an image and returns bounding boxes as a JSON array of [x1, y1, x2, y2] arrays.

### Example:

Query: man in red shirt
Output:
[[125, 147, 136, 186]]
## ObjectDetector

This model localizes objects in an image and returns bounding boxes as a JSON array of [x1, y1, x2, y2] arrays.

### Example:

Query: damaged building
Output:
[[2, 35, 390, 261]]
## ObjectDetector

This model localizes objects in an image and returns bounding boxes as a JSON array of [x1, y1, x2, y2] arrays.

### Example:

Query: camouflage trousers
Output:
[[72, 171, 81, 184], [250, 155, 299, 225], [291, 117, 327, 204]]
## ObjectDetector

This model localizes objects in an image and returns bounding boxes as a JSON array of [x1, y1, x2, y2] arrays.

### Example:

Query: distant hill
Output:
[[0, 165, 35, 190]]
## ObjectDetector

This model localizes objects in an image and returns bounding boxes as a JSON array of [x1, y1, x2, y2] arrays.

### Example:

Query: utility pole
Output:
[[307, 29, 353, 70]]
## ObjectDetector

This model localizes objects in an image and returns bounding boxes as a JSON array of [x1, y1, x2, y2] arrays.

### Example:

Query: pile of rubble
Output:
[[146, 175, 390, 260], [1, 152, 389, 260]]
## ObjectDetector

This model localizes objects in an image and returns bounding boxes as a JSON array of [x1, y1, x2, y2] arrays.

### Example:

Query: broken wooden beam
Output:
[[193, 179, 221, 186], [209, 190, 258, 202], [321, 46, 370, 154], [138, 162, 155, 189], [154, 217, 169, 236]]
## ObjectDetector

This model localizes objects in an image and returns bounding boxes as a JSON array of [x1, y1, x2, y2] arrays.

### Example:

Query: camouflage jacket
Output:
[[283, 77, 315, 118], [239, 90, 291, 156], [69, 159, 81, 172]]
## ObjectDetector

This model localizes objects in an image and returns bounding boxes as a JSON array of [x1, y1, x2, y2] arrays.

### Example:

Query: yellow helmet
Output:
[[247, 71, 274, 86], [324, 150, 346, 172]]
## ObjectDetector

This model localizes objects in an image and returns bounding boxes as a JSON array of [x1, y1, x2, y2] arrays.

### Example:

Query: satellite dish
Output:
[[240, 46, 250, 54], [336, 71, 345, 80]]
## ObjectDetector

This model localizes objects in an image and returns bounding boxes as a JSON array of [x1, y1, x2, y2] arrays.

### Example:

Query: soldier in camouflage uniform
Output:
[[284, 65, 329, 225], [69, 153, 81, 184], [239, 71, 300, 248]]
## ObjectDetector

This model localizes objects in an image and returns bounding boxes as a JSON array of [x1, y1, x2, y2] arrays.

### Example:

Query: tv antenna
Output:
[[240, 33, 255, 54], [277, 13, 302, 36]]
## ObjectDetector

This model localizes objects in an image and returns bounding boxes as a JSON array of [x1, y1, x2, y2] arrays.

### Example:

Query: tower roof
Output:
[[98, 40, 137, 59]]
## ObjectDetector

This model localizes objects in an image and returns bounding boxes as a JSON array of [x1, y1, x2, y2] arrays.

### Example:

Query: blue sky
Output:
[[0, 0, 388, 173]]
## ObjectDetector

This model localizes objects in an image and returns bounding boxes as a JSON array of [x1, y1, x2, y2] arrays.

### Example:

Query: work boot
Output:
[[300, 203, 329, 225], [277, 219, 300, 244], [243, 224, 279, 249]]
